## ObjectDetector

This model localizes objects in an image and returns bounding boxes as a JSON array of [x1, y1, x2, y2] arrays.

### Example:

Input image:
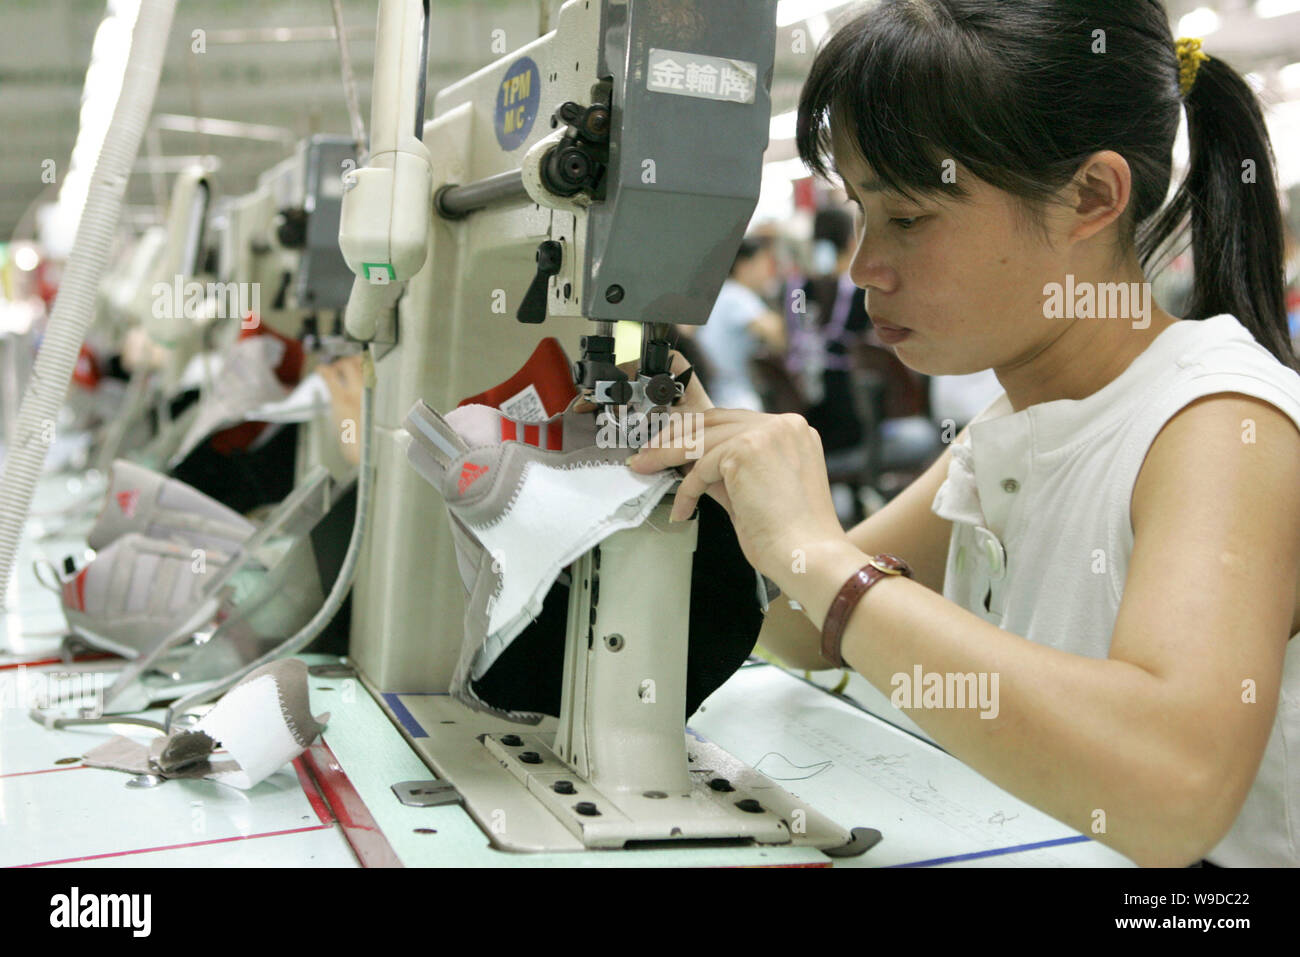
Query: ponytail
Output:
[[1141, 55, 1298, 372]]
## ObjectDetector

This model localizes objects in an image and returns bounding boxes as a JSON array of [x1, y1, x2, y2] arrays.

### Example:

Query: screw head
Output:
[[605, 285, 624, 304]]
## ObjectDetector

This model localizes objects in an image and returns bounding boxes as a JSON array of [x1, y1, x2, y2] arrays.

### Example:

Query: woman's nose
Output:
[[848, 239, 898, 293]]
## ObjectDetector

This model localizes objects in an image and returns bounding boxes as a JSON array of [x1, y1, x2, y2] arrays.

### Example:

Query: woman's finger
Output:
[[630, 415, 752, 473], [667, 435, 737, 522], [645, 409, 751, 467]]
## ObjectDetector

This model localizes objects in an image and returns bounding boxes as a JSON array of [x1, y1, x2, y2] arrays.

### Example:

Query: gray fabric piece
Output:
[[82, 735, 152, 775], [82, 735, 238, 779], [60, 532, 232, 660], [89, 458, 256, 555], [154, 729, 217, 774]]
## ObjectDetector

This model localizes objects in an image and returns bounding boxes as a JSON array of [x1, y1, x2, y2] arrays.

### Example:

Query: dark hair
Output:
[[730, 234, 773, 276], [814, 207, 855, 253], [796, 0, 1298, 372]]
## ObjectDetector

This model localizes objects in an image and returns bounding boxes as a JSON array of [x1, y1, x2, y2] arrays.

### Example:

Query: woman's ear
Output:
[[1065, 150, 1132, 244]]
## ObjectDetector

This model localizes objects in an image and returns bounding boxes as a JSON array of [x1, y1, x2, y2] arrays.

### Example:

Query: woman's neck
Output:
[[994, 259, 1183, 413]]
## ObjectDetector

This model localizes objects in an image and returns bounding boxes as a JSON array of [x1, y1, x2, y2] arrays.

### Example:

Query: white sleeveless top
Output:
[[930, 314, 1300, 866]]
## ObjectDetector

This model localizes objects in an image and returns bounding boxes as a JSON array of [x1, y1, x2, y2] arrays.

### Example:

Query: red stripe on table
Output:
[[292, 755, 335, 826], [523, 424, 540, 447], [13, 824, 334, 867], [0, 765, 89, 779], [546, 420, 562, 451], [501, 419, 517, 441], [0, 653, 116, 671], [298, 740, 403, 868], [2, 750, 229, 779]]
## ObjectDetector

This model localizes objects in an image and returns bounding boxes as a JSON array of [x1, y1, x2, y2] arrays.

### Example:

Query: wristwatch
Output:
[[820, 554, 913, 669]]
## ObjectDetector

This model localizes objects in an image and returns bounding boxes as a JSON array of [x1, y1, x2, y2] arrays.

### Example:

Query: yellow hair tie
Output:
[[1176, 36, 1210, 97]]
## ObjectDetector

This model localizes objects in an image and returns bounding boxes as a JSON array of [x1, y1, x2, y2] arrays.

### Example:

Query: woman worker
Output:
[[629, 0, 1300, 867]]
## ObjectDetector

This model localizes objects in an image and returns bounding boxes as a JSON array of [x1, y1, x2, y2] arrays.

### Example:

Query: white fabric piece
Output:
[[467, 459, 675, 681], [929, 439, 986, 529], [176, 351, 223, 392], [929, 314, 1300, 866], [243, 372, 332, 424], [404, 399, 679, 720], [80, 660, 326, 789], [193, 669, 323, 790]]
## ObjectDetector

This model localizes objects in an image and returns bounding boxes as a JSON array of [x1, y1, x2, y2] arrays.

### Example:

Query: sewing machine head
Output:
[[451, 0, 775, 419], [340, 0, 776, 419]]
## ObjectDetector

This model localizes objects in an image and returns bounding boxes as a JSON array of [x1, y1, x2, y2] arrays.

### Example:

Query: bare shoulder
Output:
[[1131, 392, 1300, 536], [1123, 391, 1300, 660]]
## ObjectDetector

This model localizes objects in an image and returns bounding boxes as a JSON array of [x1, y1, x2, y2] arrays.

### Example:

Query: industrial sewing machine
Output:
[[339, 0, 866, 854], [75, 136, 365, 712]]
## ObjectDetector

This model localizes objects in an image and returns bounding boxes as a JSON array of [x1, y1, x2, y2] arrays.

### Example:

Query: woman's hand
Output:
[[575, 349, 746, 516], [626, 403, 847, 587]]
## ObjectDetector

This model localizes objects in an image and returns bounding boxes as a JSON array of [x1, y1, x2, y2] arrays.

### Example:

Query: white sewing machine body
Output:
[[341, 0, 861, 853]]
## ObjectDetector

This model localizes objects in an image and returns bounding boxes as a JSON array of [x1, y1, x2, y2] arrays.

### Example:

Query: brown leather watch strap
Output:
[[820, 557, 912, 668]]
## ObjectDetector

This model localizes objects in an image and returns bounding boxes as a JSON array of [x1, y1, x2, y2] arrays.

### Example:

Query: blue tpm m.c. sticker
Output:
[[495, 56, 541, 152]]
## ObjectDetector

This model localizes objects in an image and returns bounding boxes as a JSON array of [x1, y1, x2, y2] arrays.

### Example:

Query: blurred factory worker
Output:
[[627, 0, 1300, 867], [788, 206, 872, 453], [691, 235, 786, 411]]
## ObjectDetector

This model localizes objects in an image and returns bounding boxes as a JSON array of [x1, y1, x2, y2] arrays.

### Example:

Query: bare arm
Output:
[[748, 310, 786, 353], [776, 395, 1300, 866], [757, 427, 964, 670]]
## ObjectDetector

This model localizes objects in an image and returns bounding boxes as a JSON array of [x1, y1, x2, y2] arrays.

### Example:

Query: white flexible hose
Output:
[[0, 0, 177, 610], [164, 348, 378, 730]]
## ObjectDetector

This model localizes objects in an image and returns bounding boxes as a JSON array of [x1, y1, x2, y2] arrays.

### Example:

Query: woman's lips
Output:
[[872, 319, 912, 344]]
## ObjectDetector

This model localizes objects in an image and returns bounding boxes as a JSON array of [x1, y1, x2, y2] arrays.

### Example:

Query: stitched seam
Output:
[[269, 675, 313, 749]]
